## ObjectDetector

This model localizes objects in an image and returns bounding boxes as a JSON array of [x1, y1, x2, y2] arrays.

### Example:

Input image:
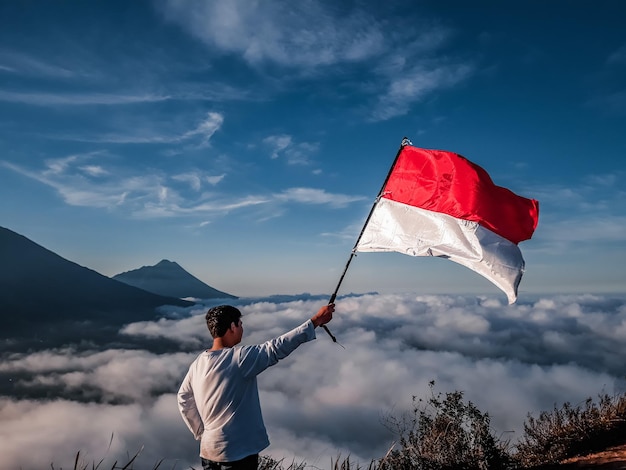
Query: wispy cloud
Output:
[[0, 47, 252, 107], [275, 188, 366, 208], [0, 50, 78, 78], [205, 174, 225, 185], [79, 165, 109, 177], [157, 2, 473, 121], [53, 111, 224, 146], [172, 172, 203, 191], [371, 62, 473, 121], [528, 172, 625, 214], [1, 153, 364, 219], [538, 214, 626, 248], [2, 156, 188, 213], [520, 173, 626, 253], [158, 1, 385, 68], [0, 90, 171, 106], [170, 171, 227, 193], [264, 135, 292, 159], [135, 194, 271, 219], [263, 134, 319, 165], [179, 112, 223, 147]]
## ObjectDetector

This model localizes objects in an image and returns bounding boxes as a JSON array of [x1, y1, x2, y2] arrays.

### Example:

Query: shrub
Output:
[[514, 391, 626, 467], [51, 386, 626, 470], [379, 381, 514, 470]]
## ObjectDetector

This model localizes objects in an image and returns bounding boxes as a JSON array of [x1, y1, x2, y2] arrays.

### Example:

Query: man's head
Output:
[[205, 305, 242, 340]]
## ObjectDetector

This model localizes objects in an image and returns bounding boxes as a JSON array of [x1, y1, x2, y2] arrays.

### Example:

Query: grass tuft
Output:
[[50, 382, 626, 470], [514, 391, 626, 467]]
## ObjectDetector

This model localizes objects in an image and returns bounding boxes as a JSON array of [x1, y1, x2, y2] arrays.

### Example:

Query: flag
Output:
[[355, 145, 539, 304]]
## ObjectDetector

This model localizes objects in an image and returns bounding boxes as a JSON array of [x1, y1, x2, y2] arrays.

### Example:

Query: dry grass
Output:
[[51, 384, 626, 470], [515, 392, 626, 467]]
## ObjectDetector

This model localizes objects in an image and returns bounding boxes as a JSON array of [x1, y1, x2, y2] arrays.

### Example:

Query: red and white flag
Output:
[[356, 145, 539, 303]]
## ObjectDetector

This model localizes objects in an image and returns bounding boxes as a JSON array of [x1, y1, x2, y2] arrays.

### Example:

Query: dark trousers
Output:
[[201, 454, 259, 470]]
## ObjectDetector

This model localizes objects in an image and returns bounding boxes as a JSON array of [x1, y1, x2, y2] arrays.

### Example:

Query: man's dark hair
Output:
[[205, 305, 242, 338]]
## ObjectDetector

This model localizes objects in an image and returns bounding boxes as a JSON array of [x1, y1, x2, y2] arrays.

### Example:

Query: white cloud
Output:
[[0, 50, 77, 78], [44, 154, 81, 175], [1, 159, 163, 209], [206, 174, 225, 185], [134, 194, 271, 219], [48, 111, 224, 146], [1, 151, 365, 219], [274, 187, 366, 208], [514, 173, 626, 255], [79, 165, 109, 177], [0, 90, 170, 106], [537, 215, 626, 245], [263, 134, 319, 165], [157, 1, 472, 121], [179, 112, 224, 147], [0, 395, 198, 470], [1, 349, 197, 402], [264, 134, 292, 159], [120, 310, 208, 348], [372, 63, 473, 121], [172, 172, 203, 191], [3, 293, 626, 469], [158, 1, 386, 68]]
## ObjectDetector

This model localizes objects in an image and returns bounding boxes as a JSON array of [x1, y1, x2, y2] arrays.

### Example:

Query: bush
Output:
[[379, 381, 514, 470], [514, 391, 626, 467], [52, 386, 626, 470]]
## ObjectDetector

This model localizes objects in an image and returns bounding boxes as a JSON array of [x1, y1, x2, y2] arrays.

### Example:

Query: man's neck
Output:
[[210, 337, 233, 350]]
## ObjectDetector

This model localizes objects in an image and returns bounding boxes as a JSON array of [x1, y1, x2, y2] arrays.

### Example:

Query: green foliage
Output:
[[514, 391, 626, 467]]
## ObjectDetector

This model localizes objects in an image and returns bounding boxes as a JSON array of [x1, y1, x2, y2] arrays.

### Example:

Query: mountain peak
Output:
[[113, 261, 236, 300], [156, 259, 177, 266], [0, 225, 193, 339]]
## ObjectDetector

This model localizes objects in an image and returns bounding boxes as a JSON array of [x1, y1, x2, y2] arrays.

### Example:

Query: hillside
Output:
[[0, 226, 193, 340], [113, 259, 236, 299], [553, 444, 626, 468]]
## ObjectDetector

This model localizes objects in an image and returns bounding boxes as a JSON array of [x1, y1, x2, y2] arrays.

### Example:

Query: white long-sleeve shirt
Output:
[[177, 320, 316, 462]]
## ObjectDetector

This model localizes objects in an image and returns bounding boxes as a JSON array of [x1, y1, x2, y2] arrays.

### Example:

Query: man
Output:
[[177, 303, 335, 470]]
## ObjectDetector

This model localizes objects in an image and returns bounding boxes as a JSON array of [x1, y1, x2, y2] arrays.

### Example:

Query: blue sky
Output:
[[1, 0, 625, 299]]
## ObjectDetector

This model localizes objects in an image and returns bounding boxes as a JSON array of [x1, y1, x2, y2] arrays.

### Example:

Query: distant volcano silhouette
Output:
[[0, 226, 193, 339], [113, 259, 236, 300]]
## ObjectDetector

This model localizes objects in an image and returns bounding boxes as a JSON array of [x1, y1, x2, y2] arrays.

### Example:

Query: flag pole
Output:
[[322, 137, 412, 342]]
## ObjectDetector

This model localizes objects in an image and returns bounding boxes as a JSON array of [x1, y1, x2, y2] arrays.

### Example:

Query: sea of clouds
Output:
[[1, 292, 626, 469]]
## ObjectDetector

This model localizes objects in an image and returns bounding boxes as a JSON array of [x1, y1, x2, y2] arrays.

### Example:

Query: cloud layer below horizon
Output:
[[2, 292, 626, 469]]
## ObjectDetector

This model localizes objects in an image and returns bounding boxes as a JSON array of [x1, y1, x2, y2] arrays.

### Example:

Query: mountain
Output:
[[0, 226, 193, 340], [112, 259, 237, 299]]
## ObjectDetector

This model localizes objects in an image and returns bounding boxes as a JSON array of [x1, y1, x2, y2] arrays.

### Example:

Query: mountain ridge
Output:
[[112, 259, 236, 299], [0, 226, 193, 341]]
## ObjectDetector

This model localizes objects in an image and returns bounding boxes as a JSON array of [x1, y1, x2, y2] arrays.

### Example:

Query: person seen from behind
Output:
[[177, 302, 335, 470]]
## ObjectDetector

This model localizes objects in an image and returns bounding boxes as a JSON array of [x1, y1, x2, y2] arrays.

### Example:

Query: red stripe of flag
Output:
[[382, 146, 539, 245]]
